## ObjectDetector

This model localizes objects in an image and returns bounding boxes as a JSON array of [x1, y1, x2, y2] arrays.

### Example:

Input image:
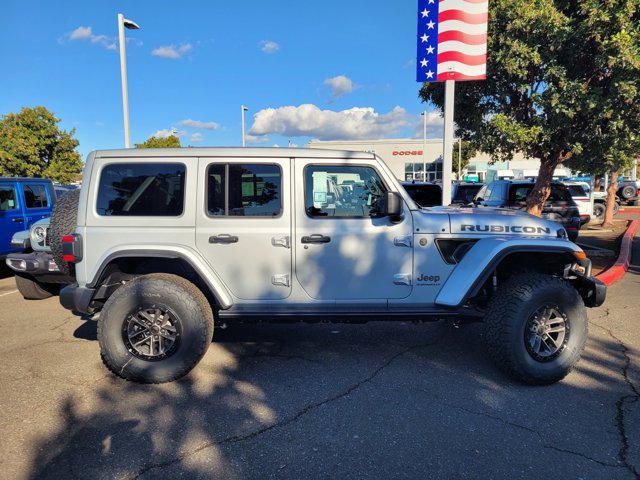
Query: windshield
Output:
[[402, 184, 442, 207]]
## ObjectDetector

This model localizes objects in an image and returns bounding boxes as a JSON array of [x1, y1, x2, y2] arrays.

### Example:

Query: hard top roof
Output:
[[92, 147, 376, 160], [0, 177, 53, 183]]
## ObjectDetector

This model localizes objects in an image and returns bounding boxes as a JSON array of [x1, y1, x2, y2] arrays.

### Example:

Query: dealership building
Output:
[[307, 138, 542, 182]]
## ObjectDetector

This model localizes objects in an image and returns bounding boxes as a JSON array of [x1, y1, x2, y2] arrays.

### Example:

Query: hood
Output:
[[413, 206, 562, 237]]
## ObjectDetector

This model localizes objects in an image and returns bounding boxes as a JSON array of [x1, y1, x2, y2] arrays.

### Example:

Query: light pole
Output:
[[117, 13, 140, 148], [458, 138, 462, 180], [241, 105, 248, 147], [421, 111, 427, 181]]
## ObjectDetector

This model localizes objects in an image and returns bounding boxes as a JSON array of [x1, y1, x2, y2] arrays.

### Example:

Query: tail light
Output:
[[62, 234, 83, 263]]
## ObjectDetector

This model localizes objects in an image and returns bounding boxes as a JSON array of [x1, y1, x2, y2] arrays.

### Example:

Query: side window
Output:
[[509, 186, 531, 206], [207, 163, 282, 217], [305, 165, 387, 218], [0, 185, 18, 211], [488, 184, 503, 202], [97, 163, 186, 216], [24, 184, 49, 209], [475, 185, 487, 201]]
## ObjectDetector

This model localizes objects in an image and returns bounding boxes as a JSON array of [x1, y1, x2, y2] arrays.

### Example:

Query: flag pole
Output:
[[441, 79, 455, 205]]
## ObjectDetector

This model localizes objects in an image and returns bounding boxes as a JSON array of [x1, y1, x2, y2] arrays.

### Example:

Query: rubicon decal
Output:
[[461, 224, 551, 234]]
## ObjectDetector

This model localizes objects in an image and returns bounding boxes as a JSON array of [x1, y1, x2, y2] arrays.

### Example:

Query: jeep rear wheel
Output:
[[483, 273, 587, 385], [98, 273, 214, 383]]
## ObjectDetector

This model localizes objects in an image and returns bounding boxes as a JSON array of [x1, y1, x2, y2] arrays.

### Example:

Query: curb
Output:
[[595, 219, 639, 286], [618, 208, 640, 214]]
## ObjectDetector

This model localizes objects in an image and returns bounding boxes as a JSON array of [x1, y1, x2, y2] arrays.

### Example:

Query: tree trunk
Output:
[[602, 171, 618, 227], [594, 177, 602, 192], [526, 156, 560, 216]]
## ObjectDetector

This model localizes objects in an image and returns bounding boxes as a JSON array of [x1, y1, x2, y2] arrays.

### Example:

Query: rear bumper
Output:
[[6, 252, 74, 284], [60, 283, 96, 314]]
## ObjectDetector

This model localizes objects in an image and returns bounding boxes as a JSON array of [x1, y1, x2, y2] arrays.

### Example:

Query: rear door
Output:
[[21, 182, 53, 229], [0, 182, 25, 254], [195, 157, 292, 300]]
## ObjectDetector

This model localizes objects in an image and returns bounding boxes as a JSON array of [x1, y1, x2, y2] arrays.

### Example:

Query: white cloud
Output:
[[179, 119, 220, 130], [245, 133, 271, 144], [153, 129, 184, 138], [324, 75, 356, 100], [413, 111, 444, 138], [189, 132, 204, 142], [248, 104, 414, 141], [64, 26, 117, 50], [69, 26, 92, 40], [151, 44, 192, 59], [260, 40, 280, 53]]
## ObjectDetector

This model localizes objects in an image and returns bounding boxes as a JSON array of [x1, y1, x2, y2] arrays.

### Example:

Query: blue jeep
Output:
[[0, 178, 56, 258]]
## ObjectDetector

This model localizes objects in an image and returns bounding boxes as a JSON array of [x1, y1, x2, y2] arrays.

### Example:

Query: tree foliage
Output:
[[452, 140, 477, 174], [135, 135, 181, 148], [419, 0, 640, 216], [0, 106, 83, 184]]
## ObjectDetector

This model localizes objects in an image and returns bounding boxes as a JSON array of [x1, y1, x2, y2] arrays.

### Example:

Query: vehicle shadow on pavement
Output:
[[26, 317, 640, 480]]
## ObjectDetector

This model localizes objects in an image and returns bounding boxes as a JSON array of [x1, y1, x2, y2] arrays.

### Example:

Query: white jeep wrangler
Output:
[[54, 148, 605, 385]]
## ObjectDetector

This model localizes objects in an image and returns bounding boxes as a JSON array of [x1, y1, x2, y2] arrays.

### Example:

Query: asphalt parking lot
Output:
[[1, 233, 639, 480]]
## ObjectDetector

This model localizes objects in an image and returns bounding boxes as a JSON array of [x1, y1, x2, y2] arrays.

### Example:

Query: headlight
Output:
[[32, 225, 46, 243]]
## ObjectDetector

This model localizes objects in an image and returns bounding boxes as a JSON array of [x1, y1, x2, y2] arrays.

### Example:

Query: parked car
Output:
[[563, 181, 592, 225], [617, 178, 640, 206], [474, 180, 581, 241], [400, 181, 442, 207], [451, 182, 484, 206], [0, 178, 56, 258], [51, 148, 603, 385], [592, 190, 620, 220]]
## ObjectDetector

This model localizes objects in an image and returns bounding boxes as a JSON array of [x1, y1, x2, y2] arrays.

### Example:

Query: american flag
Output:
[[416, 0, 488, 82]]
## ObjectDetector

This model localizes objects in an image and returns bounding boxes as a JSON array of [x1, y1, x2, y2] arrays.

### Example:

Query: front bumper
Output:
[[6, 252, 74, 284], [574, 274, 607, 308]]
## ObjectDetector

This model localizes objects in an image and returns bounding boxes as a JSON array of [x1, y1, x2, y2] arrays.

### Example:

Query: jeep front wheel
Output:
[[483, 273, 587, 385], [98, 273, 214, 383]]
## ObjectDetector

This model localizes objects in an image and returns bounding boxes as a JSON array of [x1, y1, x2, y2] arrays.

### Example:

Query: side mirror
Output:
[[384, 191, 404, 222]]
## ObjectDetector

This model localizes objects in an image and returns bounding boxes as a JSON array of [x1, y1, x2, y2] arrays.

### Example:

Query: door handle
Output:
[[12, 218, 23, 223], [209, 234, 239, 244], [301, 234, 331, 244]]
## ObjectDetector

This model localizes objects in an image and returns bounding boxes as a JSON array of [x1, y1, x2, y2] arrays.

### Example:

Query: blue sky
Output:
[[1, 0, 444, 158]]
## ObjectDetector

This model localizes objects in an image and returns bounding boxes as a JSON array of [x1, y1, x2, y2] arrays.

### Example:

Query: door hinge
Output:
[[271, 274, 290, 287], [271, 235, 290, 248], [393, 274, 412, 286], [393, 235, 412, 247]]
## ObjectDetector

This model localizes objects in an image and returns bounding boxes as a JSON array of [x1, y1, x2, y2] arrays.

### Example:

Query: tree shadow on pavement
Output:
[[26, 318, 640, 480]]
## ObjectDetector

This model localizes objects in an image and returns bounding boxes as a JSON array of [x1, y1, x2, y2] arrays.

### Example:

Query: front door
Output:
[[195, 158, 292, 300], [294, 160, 413, 301], [0, 183, 25, 254]]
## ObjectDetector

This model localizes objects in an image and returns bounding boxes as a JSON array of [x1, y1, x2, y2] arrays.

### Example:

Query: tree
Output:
[[452, 140, 477, 176], [419, 0, 640, 216], [0, 106, 83, 184], [135, 135, 181, 148]]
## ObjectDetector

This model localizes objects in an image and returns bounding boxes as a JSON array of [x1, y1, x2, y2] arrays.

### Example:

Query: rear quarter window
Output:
[[97, 163, 186, 216]]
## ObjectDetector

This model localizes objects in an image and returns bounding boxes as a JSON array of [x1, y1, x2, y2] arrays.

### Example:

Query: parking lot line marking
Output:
[[0, 290, 18, 297]]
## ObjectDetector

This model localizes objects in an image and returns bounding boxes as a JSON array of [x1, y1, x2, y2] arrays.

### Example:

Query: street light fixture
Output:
[[117, 13, 140, 148], [241, 105, 248, 147]]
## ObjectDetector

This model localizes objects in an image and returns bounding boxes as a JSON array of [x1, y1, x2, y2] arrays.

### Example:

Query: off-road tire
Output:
[[620, 185, 636, 200], [484, 273, 587, 385], [15, 275, 57, 300], [98, 273, 214, 383], [49, 189, 80, 275]]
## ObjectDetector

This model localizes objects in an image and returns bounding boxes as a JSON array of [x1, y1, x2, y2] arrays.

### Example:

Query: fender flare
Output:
[[434, 238, 583, 308], [87, 247, 234, 309]]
